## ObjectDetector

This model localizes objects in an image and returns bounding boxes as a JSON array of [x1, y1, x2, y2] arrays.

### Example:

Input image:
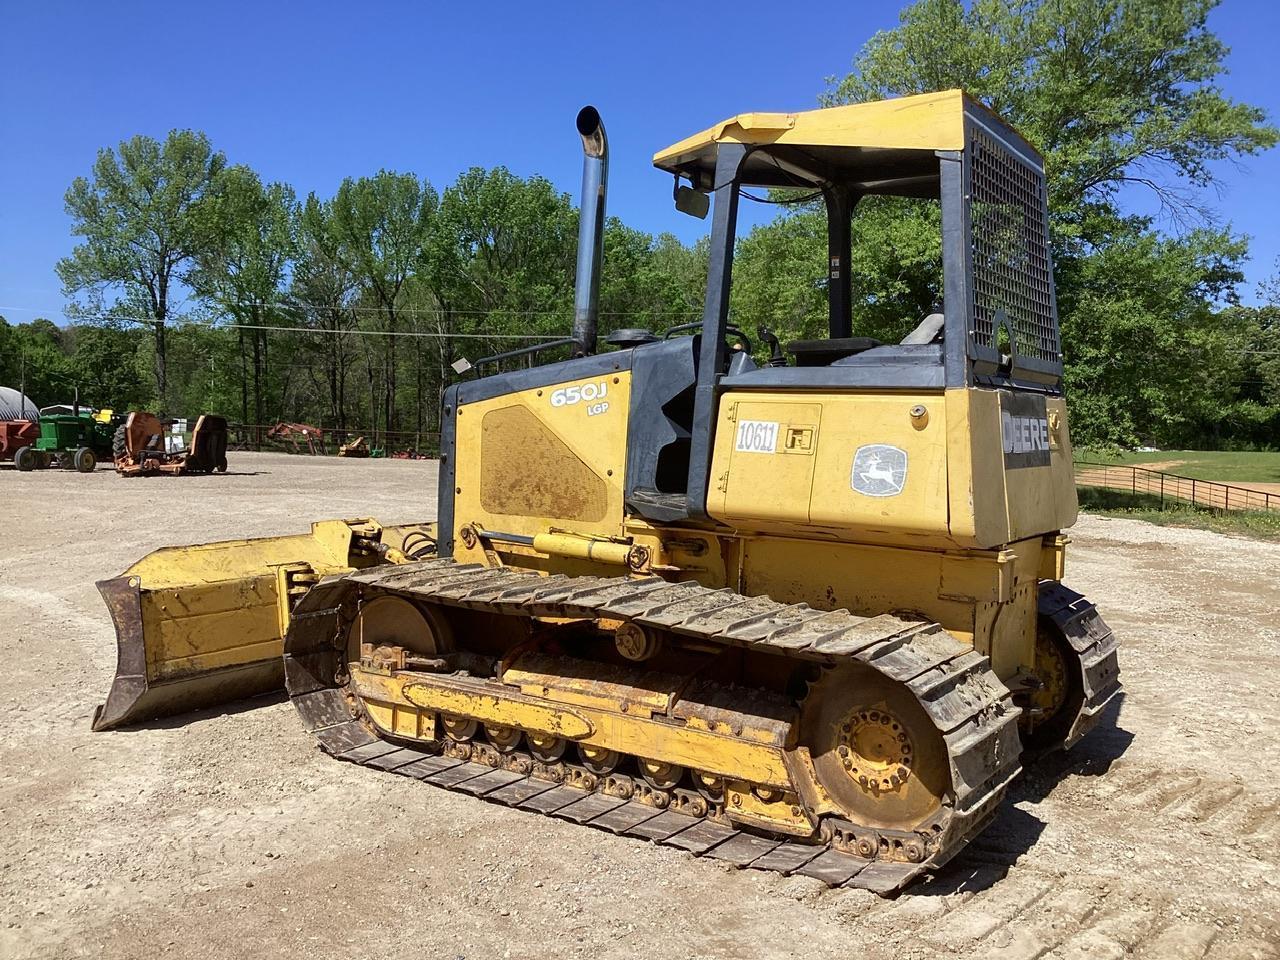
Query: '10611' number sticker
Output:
[[735, 419, 779, 453]]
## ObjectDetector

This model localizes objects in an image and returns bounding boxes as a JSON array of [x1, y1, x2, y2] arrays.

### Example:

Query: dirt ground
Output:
[[1, 452, 1277, 960], [1240, 483, 1280, 496]]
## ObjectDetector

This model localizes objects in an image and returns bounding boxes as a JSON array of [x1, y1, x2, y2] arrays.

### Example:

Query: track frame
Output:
[[284, 559, 1033, 894]]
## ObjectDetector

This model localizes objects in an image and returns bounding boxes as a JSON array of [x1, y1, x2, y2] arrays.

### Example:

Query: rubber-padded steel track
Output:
[[284, 560, 1025, 895], [1038, 582, 1121, 748]]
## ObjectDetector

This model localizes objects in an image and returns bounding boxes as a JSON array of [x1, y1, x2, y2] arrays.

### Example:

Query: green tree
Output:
[[1057, 229, 1250, 446], [292, 193, 360, 431], [188, 166, 298, 439], [0, 317, 72, 407], [600, 226, 705, 336], [1223, 258, 1280, 447], [730, 210, 826, 345], [433, 171, 705, 363], [63, 322, 151, 411], [163, 322, 243, 422], [436, 167, 576, 326], [730, 195, 944, 351], [57, 130, 227, 412], [331, 171, 437, 436], [745, 0, 1280, 447], [826, 0, 1277, 248], [431, 166, 577, 386], [1263, 258, 1280, 306], [1215, 302, 1280, 448]]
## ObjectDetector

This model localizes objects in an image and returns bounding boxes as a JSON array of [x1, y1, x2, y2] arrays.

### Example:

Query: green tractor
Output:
[[13, 411, 118, 473]]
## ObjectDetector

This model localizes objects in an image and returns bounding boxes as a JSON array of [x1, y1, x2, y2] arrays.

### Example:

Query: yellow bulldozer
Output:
[[92, 90, 1119, 895]]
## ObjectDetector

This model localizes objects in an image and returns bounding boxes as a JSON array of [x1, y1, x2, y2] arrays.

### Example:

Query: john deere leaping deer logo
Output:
[[851, 444, 908, 497]]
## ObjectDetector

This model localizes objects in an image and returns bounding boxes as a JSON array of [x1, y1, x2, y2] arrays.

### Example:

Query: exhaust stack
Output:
[[573, 105, 608, 356]]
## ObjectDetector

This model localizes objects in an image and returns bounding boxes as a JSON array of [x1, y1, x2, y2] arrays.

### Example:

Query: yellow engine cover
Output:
[[709, 392, 948, 538], [708, 387, 1077, 550], [452, 370, 632, 555]]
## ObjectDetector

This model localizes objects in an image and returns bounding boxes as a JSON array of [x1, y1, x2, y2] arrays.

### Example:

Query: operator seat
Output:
[[899, 311, 945, 345], [834, 312, 945, 369], [787, 310, 946, 368], [787, 337, 882, 367]]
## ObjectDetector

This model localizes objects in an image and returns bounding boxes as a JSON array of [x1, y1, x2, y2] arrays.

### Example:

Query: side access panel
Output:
[[707, 391, 950, 543], [450, 370, 632, 564], [710, 398, 822, 526]]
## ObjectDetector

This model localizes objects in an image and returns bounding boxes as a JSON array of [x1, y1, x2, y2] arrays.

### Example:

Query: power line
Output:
[[0, 306, 570, 341], [213, 322, 568, 341], [11, 300, 1279, 356], [2, 298, 705, 342], [1, 300, 703, 319]]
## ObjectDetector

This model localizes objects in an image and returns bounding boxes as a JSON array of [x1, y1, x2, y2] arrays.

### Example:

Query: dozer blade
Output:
[[93, 519, 435, 731]]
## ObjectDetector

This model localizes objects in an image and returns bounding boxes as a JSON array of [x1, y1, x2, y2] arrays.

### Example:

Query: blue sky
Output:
[[1, 0, 1277, 324]]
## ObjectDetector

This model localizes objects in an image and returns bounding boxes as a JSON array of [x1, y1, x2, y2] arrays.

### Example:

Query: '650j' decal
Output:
[[550, 382, 610, 417]]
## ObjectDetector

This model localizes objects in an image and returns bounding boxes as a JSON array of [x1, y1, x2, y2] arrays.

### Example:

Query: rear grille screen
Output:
[[968, 128, 1060, 367]]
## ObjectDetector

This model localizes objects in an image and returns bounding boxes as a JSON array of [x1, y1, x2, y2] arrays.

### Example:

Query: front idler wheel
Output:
[[348, 595, 453, 662]]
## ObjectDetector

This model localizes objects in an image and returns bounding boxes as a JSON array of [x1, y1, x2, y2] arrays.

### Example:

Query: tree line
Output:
[[3, 0, 1277, 451], [32, 151, 708, 447]]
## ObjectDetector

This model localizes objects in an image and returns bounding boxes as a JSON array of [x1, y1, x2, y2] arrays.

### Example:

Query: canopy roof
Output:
[[652, 89, 1039, 194]]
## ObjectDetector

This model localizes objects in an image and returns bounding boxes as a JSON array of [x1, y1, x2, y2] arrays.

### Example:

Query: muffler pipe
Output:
[[573, 105, 608, 356]]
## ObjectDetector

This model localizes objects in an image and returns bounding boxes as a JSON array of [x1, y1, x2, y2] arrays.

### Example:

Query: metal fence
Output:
[[1074, 461, 1279, 514]]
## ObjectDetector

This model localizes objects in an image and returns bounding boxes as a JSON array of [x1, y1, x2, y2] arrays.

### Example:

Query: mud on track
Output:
[[1, 452, 1277, 959]]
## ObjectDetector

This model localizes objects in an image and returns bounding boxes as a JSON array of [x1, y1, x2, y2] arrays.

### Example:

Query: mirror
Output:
[[674, 185, 710, 219]]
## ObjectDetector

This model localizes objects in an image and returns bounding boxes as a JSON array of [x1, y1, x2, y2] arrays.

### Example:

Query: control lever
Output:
[[756, 326, 789, 367]]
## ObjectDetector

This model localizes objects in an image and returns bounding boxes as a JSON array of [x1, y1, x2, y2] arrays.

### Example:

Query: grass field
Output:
[[1074, 449, 1280, 539], [1074, 448, 1280, 482], [1076, 487, 1280, 540]]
